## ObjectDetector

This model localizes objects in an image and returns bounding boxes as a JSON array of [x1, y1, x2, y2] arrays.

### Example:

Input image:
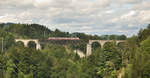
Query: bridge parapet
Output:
[[89, 40, 126, 45]]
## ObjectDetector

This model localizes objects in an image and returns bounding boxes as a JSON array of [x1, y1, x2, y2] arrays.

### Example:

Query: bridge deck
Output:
[[39, 39, 88, 45]]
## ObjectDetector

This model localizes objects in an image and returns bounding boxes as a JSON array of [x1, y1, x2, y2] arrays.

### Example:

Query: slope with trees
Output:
[[0, 23, 149, 78]]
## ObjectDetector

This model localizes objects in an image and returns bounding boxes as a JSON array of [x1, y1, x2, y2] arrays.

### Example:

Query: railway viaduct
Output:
[[15, 39, 126, 56]]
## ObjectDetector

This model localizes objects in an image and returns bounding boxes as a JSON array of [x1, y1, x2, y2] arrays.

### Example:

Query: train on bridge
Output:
[[48, 37, 80, 40]]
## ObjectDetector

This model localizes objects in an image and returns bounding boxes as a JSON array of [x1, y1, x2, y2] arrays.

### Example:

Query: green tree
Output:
[[5, 59, 17, 78]]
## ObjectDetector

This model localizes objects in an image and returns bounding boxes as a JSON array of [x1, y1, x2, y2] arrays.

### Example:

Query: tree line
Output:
[[0, 23, 149, 78]]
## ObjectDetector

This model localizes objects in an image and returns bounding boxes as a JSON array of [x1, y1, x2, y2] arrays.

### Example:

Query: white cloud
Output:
[[0, 0, 149, 36], [114, 0, 141, 4], [138, 10, 150, 23], [133, 1, 150, 10], [0, 14, 17, 23], [120, 11, 136, 19], [0, 0, 34, 8]]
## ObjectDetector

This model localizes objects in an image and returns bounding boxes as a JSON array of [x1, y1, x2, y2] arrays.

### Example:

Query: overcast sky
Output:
[[0, 0, 150, 36]]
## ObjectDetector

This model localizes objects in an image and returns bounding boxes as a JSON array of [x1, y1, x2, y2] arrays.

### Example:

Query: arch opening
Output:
[[28, 41, 37, 49], [91, 42, 101, 52], [16, 41, 24, 47], [117, 42, 126, 48], [103, 42, 115, 49], [72, 43, 86, 54]]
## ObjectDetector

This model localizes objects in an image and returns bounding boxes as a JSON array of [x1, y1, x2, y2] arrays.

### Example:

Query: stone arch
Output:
[[117, 42, 126, 48], [116, 40, 126, 45], [16, 41, 24, 47], [91, 41, 101, 52], [86, 40, 103, 56], [28, 41, 37, 49], [103, 42, 115, 49], [103, 41, 115, 46]]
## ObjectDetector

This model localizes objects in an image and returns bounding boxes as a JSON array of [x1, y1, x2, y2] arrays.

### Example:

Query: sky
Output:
[[0, 0, 150, 37]]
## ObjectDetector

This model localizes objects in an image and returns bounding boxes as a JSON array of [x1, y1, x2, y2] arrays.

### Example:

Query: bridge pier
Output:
[[86, 44, 92, 56], [23, 41, 28, 47], [99, 41, 105, 48], [36, 43, 42, 50]]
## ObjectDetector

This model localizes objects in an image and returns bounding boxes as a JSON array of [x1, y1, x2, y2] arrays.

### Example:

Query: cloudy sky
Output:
[[0, 0, 150, 36]]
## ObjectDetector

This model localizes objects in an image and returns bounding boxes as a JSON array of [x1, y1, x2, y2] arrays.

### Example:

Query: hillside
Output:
[[0, 23, 52, 39], [0, 23, 127, 39], [0, 23, 150, 78]]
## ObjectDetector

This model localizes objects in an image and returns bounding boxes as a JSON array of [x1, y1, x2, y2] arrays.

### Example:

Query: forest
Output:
[[0, 23, 150, 78]]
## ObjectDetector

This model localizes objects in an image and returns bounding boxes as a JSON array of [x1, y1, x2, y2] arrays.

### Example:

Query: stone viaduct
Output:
[[86, 40, 126, 56], [15, 39, 41, 50], [15, 39, 126, 56]]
